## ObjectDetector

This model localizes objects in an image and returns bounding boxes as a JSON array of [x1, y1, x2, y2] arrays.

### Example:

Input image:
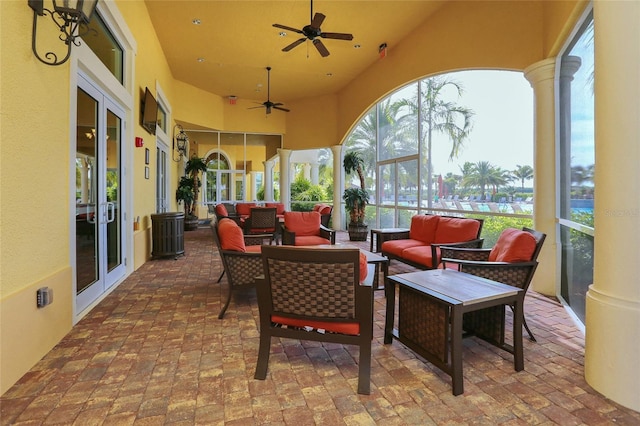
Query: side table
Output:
[[384, 269, 524, 395]]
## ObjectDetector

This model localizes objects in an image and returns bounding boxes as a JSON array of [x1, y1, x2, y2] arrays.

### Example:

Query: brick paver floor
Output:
[[2, 226, 639, 425]]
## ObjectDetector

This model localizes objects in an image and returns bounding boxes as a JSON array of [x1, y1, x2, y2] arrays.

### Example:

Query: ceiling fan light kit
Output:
[[273, 0, 354, 58]]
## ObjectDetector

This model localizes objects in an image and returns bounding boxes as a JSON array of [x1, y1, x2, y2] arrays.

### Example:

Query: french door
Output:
[[75, 75, 126, 313]]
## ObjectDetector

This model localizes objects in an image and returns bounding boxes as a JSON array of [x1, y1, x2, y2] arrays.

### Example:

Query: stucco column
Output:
[[263, 159, 274, 202], [524, 58, 557, 296], [310, 160, 319, 185], [331, 145, 343, 228], [278, 149, 292, 210], [586, 1, 640, 411], [302, 163, 311, 181]]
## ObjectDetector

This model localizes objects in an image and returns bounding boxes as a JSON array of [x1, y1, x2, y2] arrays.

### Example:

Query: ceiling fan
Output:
[[273, 0, 354, 57], [249, 67, 289, 114]]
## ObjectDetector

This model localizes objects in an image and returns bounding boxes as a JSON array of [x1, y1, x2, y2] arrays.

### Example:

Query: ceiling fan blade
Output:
[[273, 23, 303, 34], [282, 38, 306, 52], [321, 32, 354, 40], [310, 12, 325, 29], [313, 39, 330, 57], [248, 106, 265, 110], [273, 106, 290, 112]]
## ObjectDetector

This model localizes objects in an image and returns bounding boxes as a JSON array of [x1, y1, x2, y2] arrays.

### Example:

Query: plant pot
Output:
[[184, 216, 199, 231], [348, 223, 368, 241]]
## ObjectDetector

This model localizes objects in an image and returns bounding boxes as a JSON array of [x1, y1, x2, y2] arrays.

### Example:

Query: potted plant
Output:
[[176, 156, 207, 231], [343, 151, 370, 241]]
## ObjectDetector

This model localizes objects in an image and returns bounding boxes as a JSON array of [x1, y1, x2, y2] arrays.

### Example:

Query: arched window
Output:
[[344, 70, 534, 245], [204, 152, 232, 203]]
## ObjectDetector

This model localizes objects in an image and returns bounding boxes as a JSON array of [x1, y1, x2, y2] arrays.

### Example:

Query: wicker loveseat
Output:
[[381, 214, 484, 270]]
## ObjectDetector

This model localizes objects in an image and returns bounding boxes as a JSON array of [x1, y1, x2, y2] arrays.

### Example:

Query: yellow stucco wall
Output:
[[1, 0, 584, 395], [0, 1, 76, 391]]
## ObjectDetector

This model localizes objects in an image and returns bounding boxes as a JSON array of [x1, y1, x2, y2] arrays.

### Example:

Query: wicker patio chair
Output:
[[440, 227, 546, 342], [254, 245, 374, 394], [211, 217, 271, 319], [243, 207, 278, 243], [281, 211, 336, 245]]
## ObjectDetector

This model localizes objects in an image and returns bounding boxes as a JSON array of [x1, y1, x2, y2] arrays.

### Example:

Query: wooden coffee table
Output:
[[384, 269, 524, 395]]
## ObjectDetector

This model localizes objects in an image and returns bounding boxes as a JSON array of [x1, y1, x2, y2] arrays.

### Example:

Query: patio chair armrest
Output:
[[281, 228, 296, 245], [222, 249, 263, 258], [244, 234, 273, 246], [319, 225, 336, 244], [439, 246, 491, 262], [431, 238, 486, 268], [383, 230, 411, 241], [456, 260, 539, 290]]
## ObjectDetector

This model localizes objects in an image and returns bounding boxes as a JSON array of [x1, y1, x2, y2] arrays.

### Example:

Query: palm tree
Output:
[[397, 77, 474, 204], [462, 161, 501, 199], [512, 164, 534, 189]]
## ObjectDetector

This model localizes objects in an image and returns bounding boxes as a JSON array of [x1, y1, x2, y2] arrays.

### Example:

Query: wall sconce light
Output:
[[28, 0, 99, 66], [173, 124, 189, 162]]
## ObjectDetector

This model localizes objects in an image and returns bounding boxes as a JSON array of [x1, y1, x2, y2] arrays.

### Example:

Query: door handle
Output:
[[106, 202, 115, 223]]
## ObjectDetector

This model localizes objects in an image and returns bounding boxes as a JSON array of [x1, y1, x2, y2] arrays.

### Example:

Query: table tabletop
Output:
[[390, 269, 520, 305]]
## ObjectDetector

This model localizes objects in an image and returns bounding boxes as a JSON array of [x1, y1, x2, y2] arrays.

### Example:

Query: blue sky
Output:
[[430, 70, 534, 177]]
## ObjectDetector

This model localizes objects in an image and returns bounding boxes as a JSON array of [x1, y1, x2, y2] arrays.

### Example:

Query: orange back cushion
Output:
[[265, 202, 285, 215], [359, 252, 368, 283], [489, 228, 537, 262], [312, 204, 322, 212], [215, 204, 228, 217], [409, 215, 440, 243], [235, 203, 256, 216], [434, 217, 481, 244], [218, 218, 245, 252], [284, 211, 321, 236], [319, 205, 332, 215]]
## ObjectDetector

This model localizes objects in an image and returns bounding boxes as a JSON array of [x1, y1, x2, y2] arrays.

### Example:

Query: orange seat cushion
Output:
[[218, 218, 245, 252], [294, 235, 331, 246], [381, 239, 426, 257], [245, 245, 262, 253], [265, 202, 286, 215], [270, 315, 360, 335], [215, 204, 228, 217], [235, 203, 256, 216], [284, 211, 321, 236], [434, 217, 481, 244], [489, 228, 537, 262], [401, 245, 438, 269], [409, 215, 440, 243]]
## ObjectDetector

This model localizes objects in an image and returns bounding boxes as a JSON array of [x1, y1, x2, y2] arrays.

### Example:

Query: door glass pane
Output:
[[82, 13, 124, 84], [559, 14, 594, 323], [158, 148, 168, 212], [76, 88, 99, 293], [106, 109, 121, 272]]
